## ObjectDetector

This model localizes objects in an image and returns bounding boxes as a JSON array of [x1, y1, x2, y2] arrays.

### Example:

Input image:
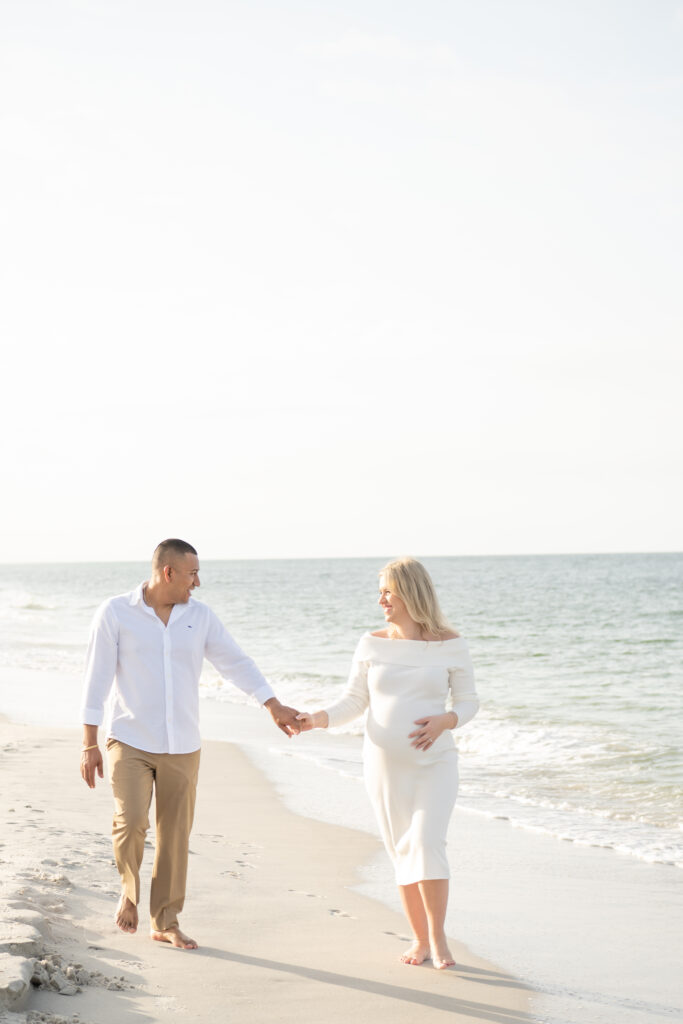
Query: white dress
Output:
[[324, 633, 479, 885]]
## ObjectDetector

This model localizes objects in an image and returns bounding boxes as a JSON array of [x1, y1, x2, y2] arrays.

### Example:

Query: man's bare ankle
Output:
[[115, 893, 138, 933]]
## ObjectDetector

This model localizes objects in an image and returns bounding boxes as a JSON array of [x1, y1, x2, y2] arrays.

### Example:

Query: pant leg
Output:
[[107, 740, 155, 907], [149, 748, 201, 932]]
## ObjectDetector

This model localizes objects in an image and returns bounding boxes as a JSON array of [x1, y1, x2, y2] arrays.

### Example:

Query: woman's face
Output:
[[378, 575, 407, 624]]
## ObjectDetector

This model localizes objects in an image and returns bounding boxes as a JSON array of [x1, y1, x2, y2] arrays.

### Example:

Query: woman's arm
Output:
[[297, 658, 370, 731], [448, 649, 479, 728], [410, 654, 479, 749]]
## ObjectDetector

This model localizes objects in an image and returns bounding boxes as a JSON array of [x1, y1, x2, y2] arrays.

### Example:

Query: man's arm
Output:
[[204, 611, 301, 734], [80, 602, 118, 787]]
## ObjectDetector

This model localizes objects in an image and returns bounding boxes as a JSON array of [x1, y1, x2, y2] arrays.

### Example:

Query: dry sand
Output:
[[0, 718, 534, 1023]]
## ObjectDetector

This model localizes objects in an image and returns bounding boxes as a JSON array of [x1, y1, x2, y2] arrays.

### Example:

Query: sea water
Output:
[[1, 553, 682, 1022], [2, 553, 680, 870]]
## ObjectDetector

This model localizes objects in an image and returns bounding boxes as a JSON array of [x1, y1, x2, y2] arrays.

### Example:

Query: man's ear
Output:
[[164, 565, 174, 583]]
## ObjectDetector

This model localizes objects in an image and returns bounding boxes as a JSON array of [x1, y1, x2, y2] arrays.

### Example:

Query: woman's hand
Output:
[[409, 712, 457, 750], [296, 710, 329, 731]]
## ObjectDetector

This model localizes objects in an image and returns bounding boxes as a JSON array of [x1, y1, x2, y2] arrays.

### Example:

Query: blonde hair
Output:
[[379, 557, 457, 639]]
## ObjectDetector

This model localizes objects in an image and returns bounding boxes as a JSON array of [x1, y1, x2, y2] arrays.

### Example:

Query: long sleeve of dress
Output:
[[448, 649, 479, 729], [324, 657, 370, 728]]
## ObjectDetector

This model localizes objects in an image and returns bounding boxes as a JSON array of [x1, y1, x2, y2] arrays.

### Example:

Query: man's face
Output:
[[166, 553, 201, 603]]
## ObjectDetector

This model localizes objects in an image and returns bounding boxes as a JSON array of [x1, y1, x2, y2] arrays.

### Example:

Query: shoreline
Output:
[[0, 719, 534, 1023], [207, 702, 683, 1024]]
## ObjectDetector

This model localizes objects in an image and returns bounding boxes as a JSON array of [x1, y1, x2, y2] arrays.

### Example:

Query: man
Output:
[[80, 538, 300, 950]]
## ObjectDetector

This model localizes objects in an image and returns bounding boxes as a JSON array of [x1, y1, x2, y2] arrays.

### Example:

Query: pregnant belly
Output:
[[366, 703, 454, 758]]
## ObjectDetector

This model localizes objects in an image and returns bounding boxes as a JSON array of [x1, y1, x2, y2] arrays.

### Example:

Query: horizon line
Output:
[[1, 549, 681, 567]]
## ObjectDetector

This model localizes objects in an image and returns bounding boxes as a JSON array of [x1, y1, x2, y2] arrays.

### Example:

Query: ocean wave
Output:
[[0, 590, 60, 611], [457, 801, 683, 869]]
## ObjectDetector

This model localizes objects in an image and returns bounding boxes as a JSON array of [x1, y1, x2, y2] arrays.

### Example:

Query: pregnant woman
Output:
[[297, 557, 479, 970]]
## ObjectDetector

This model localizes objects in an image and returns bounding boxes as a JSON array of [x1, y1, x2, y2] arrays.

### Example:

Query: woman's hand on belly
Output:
[[409, 712, 457, 751]]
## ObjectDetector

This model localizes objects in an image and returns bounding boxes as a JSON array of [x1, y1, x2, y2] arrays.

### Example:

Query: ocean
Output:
[[2, 553, 681, 869], [1, 553, 682, 1023]]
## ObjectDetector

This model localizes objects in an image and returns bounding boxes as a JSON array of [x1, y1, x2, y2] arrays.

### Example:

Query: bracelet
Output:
[[81, 744, 99, 752]]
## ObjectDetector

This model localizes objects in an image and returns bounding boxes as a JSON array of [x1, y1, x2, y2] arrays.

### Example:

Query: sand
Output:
[[0, 718, 534, 1024]]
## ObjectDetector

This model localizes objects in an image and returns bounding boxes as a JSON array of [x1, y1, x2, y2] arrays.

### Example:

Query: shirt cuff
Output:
[[254, 683, 277, 706], [81, 706, 105, 726]]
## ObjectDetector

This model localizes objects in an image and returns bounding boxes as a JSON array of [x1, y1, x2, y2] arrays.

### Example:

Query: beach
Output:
[[1, 553, 682, 1023], [0, 716, 533, 1024]]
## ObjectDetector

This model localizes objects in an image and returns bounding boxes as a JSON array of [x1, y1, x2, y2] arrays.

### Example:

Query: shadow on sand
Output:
[[191, 946, 536, 1023]]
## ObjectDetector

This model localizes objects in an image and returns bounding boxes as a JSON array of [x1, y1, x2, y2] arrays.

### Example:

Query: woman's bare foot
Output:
[[151, 926, 198, 950], [399, 941, 431, 965], [115, 894, 138, 934], [432, 945, 456, 970]]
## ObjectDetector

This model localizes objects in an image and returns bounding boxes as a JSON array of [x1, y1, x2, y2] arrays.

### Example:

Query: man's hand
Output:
[[81, 746, 104, 788], [264, 698, 302, 738]]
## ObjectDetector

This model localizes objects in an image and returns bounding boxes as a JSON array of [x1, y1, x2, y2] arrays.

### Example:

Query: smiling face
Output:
[[165, 552, 201, 603], [378, 574, 408, 624]]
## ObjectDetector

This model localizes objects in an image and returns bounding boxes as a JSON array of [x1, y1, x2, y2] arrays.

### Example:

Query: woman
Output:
[[297, 557, 479, 970]]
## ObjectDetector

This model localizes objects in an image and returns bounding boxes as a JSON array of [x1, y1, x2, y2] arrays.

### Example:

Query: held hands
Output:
[[264, 700, 329, 736], [409, 712, 458, 751], [265, 698, 303, 738], [295, 710, 329, 731], [80, 747, 103, 788]]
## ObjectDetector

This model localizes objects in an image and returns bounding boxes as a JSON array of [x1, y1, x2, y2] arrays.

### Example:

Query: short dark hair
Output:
[[152, 538, 198, 570]]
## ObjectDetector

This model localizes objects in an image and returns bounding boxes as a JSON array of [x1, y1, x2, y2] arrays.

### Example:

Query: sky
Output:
[[1, 0, 682, 562]]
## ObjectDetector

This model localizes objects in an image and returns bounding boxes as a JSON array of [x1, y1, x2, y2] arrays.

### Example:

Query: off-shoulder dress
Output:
[[324, 633, 479, 885]]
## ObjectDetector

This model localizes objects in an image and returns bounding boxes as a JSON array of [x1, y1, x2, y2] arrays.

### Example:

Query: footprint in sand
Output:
[[329, 909, 355, 918], [288, 889, 324, 899]]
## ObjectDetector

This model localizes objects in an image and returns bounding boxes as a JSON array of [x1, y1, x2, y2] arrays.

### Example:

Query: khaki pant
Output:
[[107, 739, 201, 932]]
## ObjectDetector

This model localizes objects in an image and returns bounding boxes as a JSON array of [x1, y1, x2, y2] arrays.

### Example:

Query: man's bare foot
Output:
[[399, 941, 431, 965], [115, 893, 138, 934], [151, 926, 198, 950]]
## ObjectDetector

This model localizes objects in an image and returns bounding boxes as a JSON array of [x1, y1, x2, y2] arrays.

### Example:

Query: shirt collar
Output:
[[132, 581, 160, 619], [130, 581, 193, 621], [130, 582, 148, 606]]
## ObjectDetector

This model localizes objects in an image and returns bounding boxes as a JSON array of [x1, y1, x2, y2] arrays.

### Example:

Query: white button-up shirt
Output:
[[81, 583, 275, 754]]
